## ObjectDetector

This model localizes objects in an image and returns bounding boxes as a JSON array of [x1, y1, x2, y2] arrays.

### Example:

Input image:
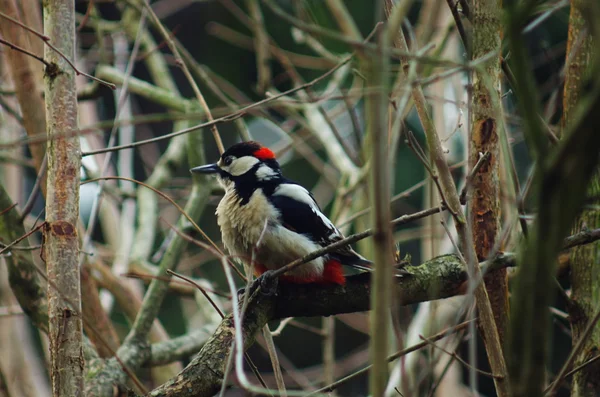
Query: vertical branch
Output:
[[43, 0, 83, 395], [324, 1, 395, 394], [246, 0, 271, 93], [470, 0, 508, 345], [322, 317, 336, 390], [366, 18, 394, 397], [262, 325, 287, 395], [0, 185, 48, 332], [139, 0, 225, 154], [562, 1, 599, 396], [0, 0, 47, 196], [121, 119, 209, 348], [81, 266, 120, 358]]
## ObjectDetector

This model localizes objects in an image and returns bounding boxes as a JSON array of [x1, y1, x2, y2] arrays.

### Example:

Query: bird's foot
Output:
[[258, 270, 279, 296], [237, 270, 279, 299]]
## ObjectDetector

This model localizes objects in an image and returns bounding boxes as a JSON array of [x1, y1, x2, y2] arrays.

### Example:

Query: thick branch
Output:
[[146, 253, 495, 397], [0, 186, 48, 332]]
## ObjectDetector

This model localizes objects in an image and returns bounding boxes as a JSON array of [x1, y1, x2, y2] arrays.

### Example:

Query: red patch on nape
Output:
[[253, 147, 276, 160]]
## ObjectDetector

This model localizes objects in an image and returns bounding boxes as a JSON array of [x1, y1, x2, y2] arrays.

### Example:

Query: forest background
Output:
[[0, 0, 599, 396]]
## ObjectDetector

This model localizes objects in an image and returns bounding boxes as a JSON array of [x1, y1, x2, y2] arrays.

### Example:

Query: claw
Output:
[[236, 270, 279, 299], [258, 270, 279, 296]]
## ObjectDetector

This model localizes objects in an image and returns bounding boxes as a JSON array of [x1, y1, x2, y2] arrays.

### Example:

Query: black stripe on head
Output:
[[221, 141, 279, 170], [221, 141, 263, 160]]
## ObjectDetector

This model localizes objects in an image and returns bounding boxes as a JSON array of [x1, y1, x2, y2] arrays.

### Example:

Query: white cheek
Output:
[[230, 157, 259, 176]]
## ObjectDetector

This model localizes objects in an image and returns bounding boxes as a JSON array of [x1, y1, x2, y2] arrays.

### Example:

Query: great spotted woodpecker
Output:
[[191, 141, 371, 286]]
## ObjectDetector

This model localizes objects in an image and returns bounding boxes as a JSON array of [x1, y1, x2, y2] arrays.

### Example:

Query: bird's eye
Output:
[[223, 157, 233, 166]]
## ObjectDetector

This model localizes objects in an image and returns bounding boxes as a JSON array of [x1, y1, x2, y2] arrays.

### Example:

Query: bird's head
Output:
[[190, 141, 281, 190]]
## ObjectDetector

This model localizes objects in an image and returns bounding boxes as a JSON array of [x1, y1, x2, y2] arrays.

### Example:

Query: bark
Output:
[[470, 0, 508, 345], [562, 1, 599, 395], [43, 0, 84, 395]]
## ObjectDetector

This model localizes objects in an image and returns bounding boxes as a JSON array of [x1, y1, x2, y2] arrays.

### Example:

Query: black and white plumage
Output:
[[191, 141, 371, 284]]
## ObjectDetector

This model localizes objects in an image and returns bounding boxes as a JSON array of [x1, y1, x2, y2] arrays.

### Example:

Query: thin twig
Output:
[[445, 0, 470, 54], [263, 325, 288, 396], [406, 131, 455, 216], [459, 151, 491, 204], [82, 176, 222, 258], [141, 1, 224, 153], [419, 335, 502, 379], [82, 56, 352, 157], [161, 217, 249, 283], [308, 320, 473, 395], [20, 155, 47, 222], [546, 308, 600, 395], [0, 37, 51, 67], [560, 354, 600, 384], [166, 269, 269, 389], [0, 222, 44, 256], [167, 270, 225, 318], [269, 206, 444, 280]]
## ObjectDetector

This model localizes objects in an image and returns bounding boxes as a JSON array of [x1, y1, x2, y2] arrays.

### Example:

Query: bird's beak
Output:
[[190, 163, 220, 174]]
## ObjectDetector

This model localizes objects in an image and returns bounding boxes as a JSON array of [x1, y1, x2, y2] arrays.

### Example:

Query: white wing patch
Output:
[[273, 183, 341, 241]]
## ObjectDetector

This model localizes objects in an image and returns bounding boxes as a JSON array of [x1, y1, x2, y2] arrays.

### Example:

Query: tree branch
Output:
[[145, 222, 600, 397], [0, 186, 48, 332], [146, 253, 497, 397]]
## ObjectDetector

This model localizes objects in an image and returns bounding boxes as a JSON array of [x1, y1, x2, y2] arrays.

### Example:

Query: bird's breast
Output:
[[216, 188, 325, 278], [216, 189, 279, 257]]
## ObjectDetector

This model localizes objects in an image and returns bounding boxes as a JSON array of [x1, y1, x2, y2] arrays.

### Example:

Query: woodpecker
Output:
[[191, 141, 371, 286]]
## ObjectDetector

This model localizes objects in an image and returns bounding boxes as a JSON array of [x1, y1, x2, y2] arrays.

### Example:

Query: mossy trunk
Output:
[[562, 1, 599, 395], [470, 0, 508, 345]]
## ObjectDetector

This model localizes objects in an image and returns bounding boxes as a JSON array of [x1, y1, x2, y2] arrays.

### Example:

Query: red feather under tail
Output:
[[253, 260, 346, 285]]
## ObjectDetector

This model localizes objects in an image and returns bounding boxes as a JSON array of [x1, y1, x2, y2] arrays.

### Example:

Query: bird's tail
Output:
[[332, 250, 373, 272], [334, 250, 410, 276]]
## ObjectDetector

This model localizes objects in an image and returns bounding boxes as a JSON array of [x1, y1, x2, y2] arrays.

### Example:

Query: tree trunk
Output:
[[43, 0, 84, 395], [470, 0, 508, 345], [563, 1, 599, 395]]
